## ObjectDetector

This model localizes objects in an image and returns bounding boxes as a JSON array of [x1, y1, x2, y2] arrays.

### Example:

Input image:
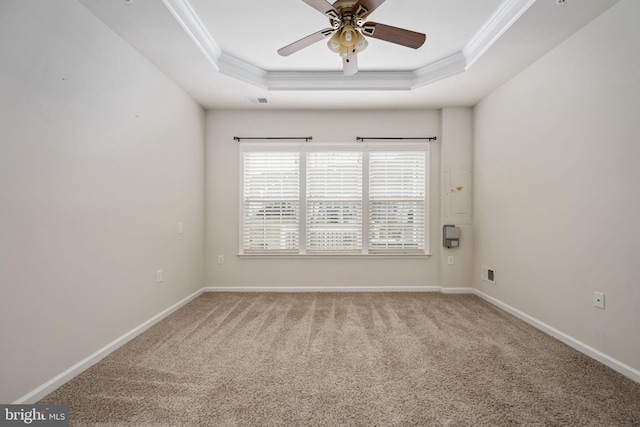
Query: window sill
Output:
[[237, 253, 432, 259]]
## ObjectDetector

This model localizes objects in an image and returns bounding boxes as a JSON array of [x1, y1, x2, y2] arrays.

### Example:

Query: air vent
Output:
[[246, 97, 268, 104], [481, 266, 496, 284]]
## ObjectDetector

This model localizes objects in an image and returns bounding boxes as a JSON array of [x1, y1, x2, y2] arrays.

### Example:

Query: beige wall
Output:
[[440, 108, 474, 288], [205, 109, 473, 289], [473, 0, 640, 371], [0, 1, 205, 403]]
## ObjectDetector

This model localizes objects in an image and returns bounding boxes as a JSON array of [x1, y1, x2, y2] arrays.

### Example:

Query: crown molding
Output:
[[267, 70, 414, 91], [463, 0, 536, 70], [161, 0, 222, 70], [412, 52, 467, 89], [162, 0, 536, 91], [218, 53, 269, 89]]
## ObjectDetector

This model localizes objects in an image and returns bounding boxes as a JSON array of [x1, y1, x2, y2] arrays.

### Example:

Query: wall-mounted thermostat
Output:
[[443, 225, 461, 248]]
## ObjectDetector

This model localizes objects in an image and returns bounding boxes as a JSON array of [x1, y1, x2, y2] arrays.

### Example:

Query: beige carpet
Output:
[[40, 293, 640, 426]]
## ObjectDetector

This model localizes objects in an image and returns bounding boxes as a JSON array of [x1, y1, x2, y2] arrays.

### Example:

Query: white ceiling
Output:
[[199, 0, 503, 72], [79, 0, 619, 110]]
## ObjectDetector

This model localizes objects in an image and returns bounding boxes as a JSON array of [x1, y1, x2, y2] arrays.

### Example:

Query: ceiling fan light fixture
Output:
[[328, 25, 367, 58], [340, 25, 357, 47], [327, 32, 341, 53], [354, 30, 368, 53]]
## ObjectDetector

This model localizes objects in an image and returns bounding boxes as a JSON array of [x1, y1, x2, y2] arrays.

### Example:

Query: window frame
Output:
[[239, 142, 430, 258]]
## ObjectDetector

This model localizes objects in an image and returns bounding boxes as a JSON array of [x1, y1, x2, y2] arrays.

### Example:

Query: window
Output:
[[369, 151, 426, 253], [240, 143, 429, 256], [306, 151, 363, 253], [242, 150, 299, 253]]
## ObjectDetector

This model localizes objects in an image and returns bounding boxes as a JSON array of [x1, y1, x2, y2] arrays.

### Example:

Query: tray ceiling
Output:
[[79, 0, 619, 109]]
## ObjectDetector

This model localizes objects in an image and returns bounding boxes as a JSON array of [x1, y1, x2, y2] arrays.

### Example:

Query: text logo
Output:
[[0, 405, 69, 426]]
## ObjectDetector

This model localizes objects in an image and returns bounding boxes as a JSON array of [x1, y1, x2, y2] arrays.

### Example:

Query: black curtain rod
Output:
[[233, 136, 436, 142], [234, 136, 313, 142], [356, 136, 437, 142]]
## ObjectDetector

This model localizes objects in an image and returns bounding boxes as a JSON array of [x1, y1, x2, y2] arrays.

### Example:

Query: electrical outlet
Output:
[[448, 256, 454, 265], [217, 255, 224, 264], [156, 270, 163, 284], [178, 222, 184, 234], [594, 291, 605, 309]]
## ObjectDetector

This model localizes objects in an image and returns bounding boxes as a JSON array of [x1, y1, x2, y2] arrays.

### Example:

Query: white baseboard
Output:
[[14, 288, 204, 404], [203, 286, 470, 293], [472, 289, 640, 384], [441, 287, 475, 294]]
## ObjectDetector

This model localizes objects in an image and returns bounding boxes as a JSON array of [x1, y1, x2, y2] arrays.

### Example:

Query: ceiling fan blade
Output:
[[302, 0, 340, 20], [361, 22, 426, 49], [353, 0, 386, 19], [277, 28, 335, 56], [342, 53, 358, 76]]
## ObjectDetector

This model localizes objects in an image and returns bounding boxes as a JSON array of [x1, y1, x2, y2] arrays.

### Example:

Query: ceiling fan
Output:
[[277, 0, 426, 76]]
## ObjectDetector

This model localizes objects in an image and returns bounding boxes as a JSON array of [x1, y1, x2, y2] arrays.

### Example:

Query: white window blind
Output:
[[306, 151, 363, 253], [369, 151, 426, 253], [242, 151, 300, 253], [240, 144, 428, 256]]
